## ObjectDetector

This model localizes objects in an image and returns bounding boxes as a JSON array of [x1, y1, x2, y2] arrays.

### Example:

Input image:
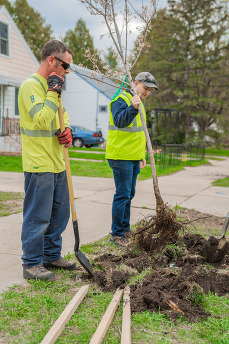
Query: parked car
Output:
[[71, 125, 104, 148]]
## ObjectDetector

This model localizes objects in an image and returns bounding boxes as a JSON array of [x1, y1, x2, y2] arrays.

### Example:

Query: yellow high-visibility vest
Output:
[[105, 90, 146, 160], [19, 73, 70, 173]]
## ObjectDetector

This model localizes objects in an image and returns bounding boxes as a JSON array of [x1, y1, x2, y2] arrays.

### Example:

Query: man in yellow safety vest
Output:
[[19, 40, 76, 281], [106, 72, 158, 247]]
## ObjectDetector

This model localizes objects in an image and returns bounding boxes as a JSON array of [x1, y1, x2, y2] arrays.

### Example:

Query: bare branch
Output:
[[111, 0, 125, 62], [69, 65, 131, 89], [80, 0, 163, 209], [125, 0, 128, 64], [131, 1, 158, 70]]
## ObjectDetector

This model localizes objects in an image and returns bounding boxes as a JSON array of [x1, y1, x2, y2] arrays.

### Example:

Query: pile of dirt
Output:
[[86, 210, 229, 323], [130, 263, 229, 322]]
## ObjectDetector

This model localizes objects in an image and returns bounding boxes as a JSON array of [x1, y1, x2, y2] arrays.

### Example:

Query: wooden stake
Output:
[[121, 286, 131, 344], [89, 288, 123, 344], [40, 285, 89, 344], [166, 300, 184, 314]]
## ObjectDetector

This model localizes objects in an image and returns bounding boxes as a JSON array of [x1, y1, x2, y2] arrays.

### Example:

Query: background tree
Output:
[[80, 0, 186, 253], [104, 47, 118, 70], [135, 0, 229, 144], [0, 0, 13, 13], [0, 0, 53, 61], [63, 18, 97, 69]]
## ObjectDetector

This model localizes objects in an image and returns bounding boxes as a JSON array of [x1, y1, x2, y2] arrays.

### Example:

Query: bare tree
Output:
[[81, 0, 164, 210]]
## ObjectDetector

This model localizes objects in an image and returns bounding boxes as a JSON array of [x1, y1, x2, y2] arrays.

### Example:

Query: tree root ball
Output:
[[135, 204, 184, 254]]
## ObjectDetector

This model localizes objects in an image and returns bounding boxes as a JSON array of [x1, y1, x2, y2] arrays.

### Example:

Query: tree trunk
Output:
[[185, 113, 192, 144], [125, 67, 164, 210]]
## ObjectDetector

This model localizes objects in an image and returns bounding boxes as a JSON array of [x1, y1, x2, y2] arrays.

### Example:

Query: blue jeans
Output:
[[108, 159, 140, 237], [21, 171, 70, 268]]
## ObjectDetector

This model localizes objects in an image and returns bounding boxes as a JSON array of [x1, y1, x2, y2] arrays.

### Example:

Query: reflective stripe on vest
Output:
[[29, 99, 58, 120], [20, 127, 57, 137], [29, 75, 47, 94]]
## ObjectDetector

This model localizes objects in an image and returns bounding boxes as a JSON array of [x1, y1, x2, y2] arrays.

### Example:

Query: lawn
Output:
[[0, 152, 229, 343], [0, 153, 208, 181], [205, 147, 229, 157], [212, 177, 229, 187], [0, 226, 229, 344], [0, 191, 24, 216]]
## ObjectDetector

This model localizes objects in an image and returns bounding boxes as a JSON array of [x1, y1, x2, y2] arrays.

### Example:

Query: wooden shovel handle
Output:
[[220, 212, 229, 238], [58, 97, 77, 221]]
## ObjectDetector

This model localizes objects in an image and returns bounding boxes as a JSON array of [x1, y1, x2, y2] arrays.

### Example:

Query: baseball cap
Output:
[[135, 72, 158, 90]]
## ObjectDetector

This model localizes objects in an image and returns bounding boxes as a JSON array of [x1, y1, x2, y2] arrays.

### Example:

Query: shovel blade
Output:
[[75, 248, 94, 276], [202, 236, 227, 263], [72, 220, 94, 276]]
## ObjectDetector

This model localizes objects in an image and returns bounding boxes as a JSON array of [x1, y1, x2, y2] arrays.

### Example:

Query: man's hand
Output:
[[55, 127, 73, 148], [131, 94, 142, 109], [140, 159, 146, 169], [47, 72, 64, 94]]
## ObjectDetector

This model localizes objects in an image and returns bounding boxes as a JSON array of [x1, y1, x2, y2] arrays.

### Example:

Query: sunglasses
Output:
[[142, 77, 157, 85], [54, 56, 70, 70]]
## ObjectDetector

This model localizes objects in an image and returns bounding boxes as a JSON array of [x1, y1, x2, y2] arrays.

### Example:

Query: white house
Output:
[[0, 4, 118, 154], [0, 5, 39, 153], [62, 66, 119, 140]]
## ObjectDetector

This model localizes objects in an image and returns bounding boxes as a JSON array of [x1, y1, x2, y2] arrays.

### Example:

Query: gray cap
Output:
[[135, 72, 158, 90]]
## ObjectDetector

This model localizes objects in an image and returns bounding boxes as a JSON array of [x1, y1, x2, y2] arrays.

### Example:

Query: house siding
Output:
[[4, 86, 15, 117], [0, 11, 38, 83]]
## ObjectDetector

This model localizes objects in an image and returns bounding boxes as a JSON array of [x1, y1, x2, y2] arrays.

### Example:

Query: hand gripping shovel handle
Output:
[[58, 98, 94, 276]]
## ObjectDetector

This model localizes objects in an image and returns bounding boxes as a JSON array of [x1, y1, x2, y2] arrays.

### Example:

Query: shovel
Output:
[[58, 98, 94, 276], [202, 212, 229, 263]]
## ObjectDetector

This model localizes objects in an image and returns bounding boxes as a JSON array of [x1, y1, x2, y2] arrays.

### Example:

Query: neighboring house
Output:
[[0, 4, 119, 154], [0, 5, 39, 154], [62, 66, 119, 140]]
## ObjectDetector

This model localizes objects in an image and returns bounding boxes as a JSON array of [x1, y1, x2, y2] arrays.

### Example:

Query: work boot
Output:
[[43, 257, 77, 271], [109, 236, 131, 248], [125, 230, 132, 239], [23, 264, 55, 281]]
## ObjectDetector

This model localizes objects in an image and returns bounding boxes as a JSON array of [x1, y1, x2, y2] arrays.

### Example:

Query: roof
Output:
[[0, 77, 21, 87], [71, 65, 122, 100]]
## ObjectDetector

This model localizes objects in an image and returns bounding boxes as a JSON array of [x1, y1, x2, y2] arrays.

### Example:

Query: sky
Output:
[[25, 0, 168, 53]]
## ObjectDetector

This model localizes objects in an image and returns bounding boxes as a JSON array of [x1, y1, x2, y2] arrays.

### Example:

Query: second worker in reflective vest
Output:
[[106, 72, 158, 247]]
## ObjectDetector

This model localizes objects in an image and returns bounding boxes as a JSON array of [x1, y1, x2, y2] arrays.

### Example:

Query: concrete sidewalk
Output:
[[0, 158, 229, 292]]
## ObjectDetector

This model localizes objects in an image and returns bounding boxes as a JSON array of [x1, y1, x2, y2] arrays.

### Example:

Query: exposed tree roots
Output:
[[135, 204, 184, 255]]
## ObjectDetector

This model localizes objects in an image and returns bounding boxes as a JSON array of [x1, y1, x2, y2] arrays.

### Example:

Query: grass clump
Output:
[[0, 191, 24, 216], [212, 177, 229, 187]]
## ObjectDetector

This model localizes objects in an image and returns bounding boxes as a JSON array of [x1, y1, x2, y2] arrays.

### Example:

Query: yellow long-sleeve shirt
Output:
[[19, 73, 70, 173]]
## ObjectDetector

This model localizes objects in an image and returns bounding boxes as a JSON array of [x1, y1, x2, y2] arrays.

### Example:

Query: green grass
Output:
[[68, 151, 106, 160], [212, 177, 229, 187], [0, 191, 23, 202], [0, 191, 24, 216], [205, 147, 229, 157], [69, 160, 187, 180], [0, 236, 229, 344], [69, 147, 106, 152], [0, 155, 204, 181], [0, 156, 23, 172]]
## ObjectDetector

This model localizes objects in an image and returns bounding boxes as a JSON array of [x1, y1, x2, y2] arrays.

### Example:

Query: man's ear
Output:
[[134, 80, 139, 87], [47, 55, 55, 67]]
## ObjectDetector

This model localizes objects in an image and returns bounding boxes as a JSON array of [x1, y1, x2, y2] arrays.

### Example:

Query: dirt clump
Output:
[[130, 264, 229, 322], [88, 209, 229, 322]]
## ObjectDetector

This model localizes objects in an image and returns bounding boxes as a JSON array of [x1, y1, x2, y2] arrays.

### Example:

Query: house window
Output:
[[15, 88, 19, 116], [0, 21, 9, 56], [99, 105, 107, 112]]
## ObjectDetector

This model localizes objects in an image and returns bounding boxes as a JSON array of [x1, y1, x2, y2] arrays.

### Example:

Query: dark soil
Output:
[[85, 209, 229, 323]]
